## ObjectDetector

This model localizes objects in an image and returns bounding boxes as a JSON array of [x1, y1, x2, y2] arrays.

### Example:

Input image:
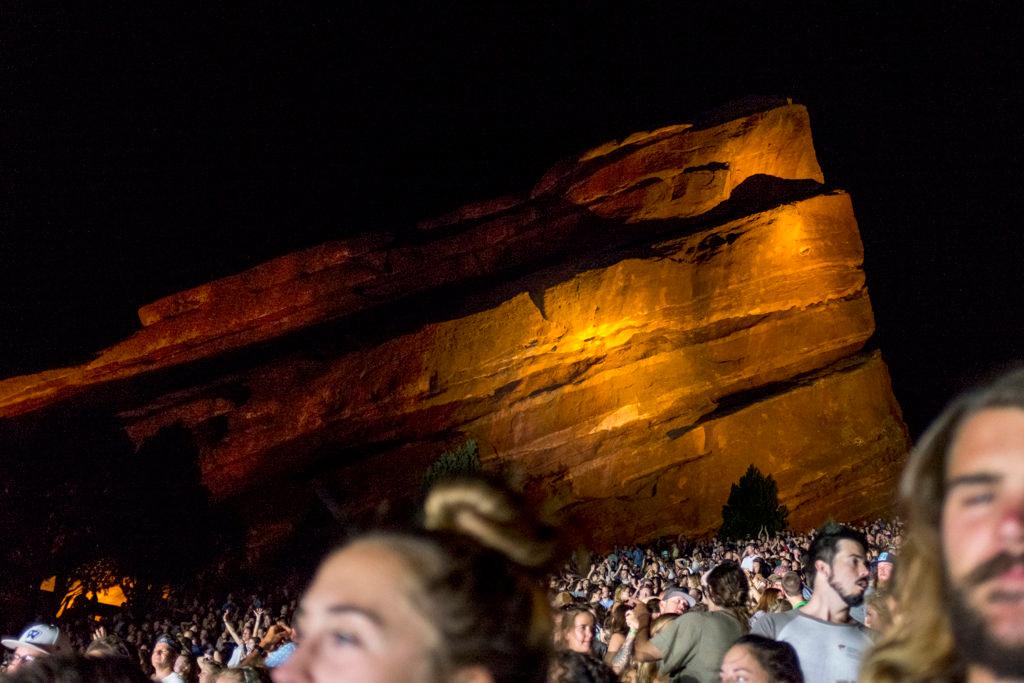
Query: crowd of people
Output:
[[1, 368, 1022, 683], [546, 519, 900, 683], [0, 503, 912, 683], [0, 588, 300, 683]]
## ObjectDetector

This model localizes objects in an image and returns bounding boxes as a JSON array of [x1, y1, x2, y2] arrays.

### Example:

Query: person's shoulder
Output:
[[650, 612, 689, 645], [672, 611, 710, 629], [750, 608, 799, 637], [668, 610, 728, 635]]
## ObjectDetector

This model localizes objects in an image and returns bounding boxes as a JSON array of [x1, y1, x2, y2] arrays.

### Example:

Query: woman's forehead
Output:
[[574, 612, 594, 626], [301, 542, 421, 618], [319, 542, 409, 582]]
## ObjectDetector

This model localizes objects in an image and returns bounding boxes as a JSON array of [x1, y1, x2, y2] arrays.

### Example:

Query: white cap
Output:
[[1, 624, 72, 656]]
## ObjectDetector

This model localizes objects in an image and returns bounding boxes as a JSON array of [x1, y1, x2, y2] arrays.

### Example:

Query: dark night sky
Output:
[[3, 2, 1023, 436]]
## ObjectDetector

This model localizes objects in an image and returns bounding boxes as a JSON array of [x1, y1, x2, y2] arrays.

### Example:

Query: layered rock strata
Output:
[[0, 102, 909, 547]]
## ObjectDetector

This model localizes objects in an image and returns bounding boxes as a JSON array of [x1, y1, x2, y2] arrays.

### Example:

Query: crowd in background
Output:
[[5, 357, 1024, 683], [1, 583, 304, 682], [547, 519, 901, 682], [0, 510, 902, 683]]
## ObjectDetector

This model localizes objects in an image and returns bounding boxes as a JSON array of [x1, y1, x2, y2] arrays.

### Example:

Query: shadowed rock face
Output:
[[0, 102, 908, 548]]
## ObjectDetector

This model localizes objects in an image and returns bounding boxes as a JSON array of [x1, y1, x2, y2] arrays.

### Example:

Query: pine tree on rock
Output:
[[720, 464, 789, 539]]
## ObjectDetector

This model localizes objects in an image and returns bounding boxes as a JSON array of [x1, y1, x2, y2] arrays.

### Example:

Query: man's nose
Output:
[[997, 497, 1024, 550]]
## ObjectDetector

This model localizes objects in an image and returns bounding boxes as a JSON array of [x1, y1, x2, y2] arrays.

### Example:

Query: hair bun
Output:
[[423, 478, 557, 569]]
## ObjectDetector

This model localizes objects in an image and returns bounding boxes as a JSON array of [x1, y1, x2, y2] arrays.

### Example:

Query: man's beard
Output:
[[947, 552, 1024, 678], [828, 575, 865, 607]]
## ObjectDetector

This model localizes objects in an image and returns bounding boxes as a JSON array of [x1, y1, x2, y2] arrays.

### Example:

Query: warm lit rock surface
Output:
[[550, 352, 906, 544], [0, 104, 821, 418], [0, 101, 908, 546]]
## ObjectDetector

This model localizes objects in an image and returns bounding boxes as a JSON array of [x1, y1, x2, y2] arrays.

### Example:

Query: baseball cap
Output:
[[154, 634, 181, 653], [875, 551, 896, 565], [2, 624, 72, 656], [661, 586, 697, 608]]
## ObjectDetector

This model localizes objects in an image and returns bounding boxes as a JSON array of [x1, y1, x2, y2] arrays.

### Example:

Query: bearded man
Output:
[[861, 369, 1024, 682], [751, 523, 873, 682]]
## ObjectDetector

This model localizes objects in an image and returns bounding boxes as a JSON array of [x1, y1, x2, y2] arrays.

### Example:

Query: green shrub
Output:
[[719, 464, 789, 540], [422, 439, 481, 492]]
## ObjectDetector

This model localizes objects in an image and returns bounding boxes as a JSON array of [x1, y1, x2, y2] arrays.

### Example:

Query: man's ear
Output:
[[814, 559, 830, 581], [451, 666, 495, 683]]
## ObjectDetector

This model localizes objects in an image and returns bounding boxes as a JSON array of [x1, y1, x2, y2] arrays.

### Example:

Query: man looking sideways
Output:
[[862, 369, 1024, 682], [751, 524, 872, 682]]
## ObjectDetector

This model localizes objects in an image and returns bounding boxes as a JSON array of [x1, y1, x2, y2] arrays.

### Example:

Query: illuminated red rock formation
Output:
[[0, 101, 908, 547], [0, 104, 821, 417]]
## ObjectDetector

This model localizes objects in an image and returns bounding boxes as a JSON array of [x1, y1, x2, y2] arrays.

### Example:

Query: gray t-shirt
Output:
[[651, 611, 745, 683], [751, 610, 873, 683]]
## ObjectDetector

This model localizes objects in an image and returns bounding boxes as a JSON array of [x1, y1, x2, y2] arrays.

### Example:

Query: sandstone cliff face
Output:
[[0, 102, 908, 547]]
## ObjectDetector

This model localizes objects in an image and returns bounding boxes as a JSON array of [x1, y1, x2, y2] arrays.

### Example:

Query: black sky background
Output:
[[3, 2, 1024, 437]]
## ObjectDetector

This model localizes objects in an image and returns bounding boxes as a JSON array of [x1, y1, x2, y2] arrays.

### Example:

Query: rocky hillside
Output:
[[0, 100, 908, 548]]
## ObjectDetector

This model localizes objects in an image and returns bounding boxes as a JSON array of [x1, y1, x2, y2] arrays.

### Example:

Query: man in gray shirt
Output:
[[752, 524, 873, 683]]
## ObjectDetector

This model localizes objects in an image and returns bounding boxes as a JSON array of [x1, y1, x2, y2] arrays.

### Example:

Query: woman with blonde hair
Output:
[[863, 590, 893, 635], [601, 603, 631, 670], [748, 588, 791, 630]]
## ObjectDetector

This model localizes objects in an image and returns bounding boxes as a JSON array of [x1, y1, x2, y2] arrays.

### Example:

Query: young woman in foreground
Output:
[[272, 478, 558, 683]]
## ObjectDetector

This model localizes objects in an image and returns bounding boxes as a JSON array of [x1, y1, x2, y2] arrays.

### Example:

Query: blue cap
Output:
[[874, 551, 896, 565], [154, 634, 181, 653]]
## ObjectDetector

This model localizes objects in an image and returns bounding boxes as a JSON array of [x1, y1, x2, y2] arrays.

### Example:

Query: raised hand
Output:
[[260, 624, 290, 649]]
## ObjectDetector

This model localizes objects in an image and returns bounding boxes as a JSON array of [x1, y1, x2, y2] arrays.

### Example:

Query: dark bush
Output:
[[720, 464, 789, 539]]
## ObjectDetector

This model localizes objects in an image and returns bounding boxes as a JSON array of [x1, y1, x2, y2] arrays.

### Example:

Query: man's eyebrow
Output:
[[947, 472, 1001, 490], [325, 603, 383, 624]]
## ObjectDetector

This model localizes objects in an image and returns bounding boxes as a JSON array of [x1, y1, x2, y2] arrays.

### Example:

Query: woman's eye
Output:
[[332, 632, 360, 646]]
